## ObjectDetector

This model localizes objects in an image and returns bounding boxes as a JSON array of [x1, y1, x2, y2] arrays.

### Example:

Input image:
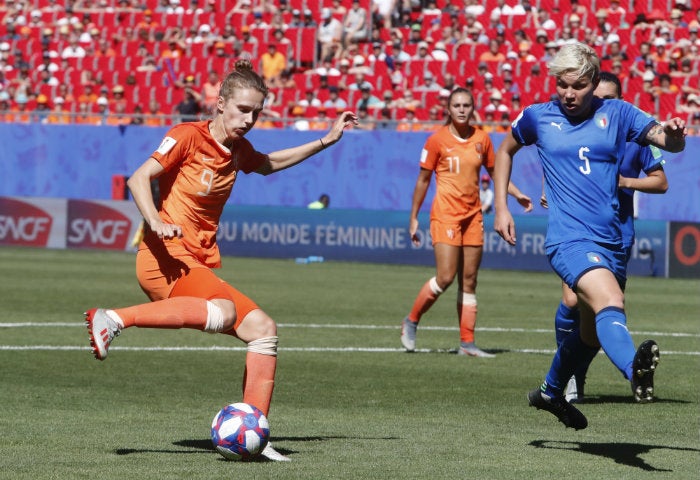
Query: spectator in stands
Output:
[[602, 34, 628, 64], [331, 0, 347, 17], [144, 99, 166, 127], [431, 42, 450, 62], [650, 37, 671, 63], [37, 51, 59, 73], [347, 71, 374, 91], [174, 75, 202, 121], [342, 0, 368, 48], [260, 43, 286, 87], [592, 9, 612, 38], [161, 38, 185, 59], [395, 89, 422, 110], [308, 107, 331, 131], [323, 86, 348, 110], [480, 39, 506, 63], [354, 105, 375, 130], [61, 34, 86, 58], [348, 53, 373, 75], [484, 90, 509, 118], [652, 73, 680, 94], [299, 89, 323, 108], [303, 8, 318, 27], [130, 104, 145, 125], [412, 41, 434, 61], [396, 105, 421, 132], [45, 96, 70, 124], [355, 85, 382, 110], [201, 70, 221, 115], [317, 8, 342, 62], [441, 73, 457, 92], [106, 100, 131, 126], [415, 71, 441, 92], [250, 12, 269, 30], [289, 9, 304, 27], [110, 84, 128, 112], [407, 23, 425, 45]]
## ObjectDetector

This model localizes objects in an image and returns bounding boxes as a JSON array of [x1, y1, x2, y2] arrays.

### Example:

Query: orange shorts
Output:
[[430, 214, 484, 247], [136, 244, 259, 329]]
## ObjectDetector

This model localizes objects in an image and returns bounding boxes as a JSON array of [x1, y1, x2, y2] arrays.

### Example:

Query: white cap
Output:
[[642, 71, 655, 82], [321, 8, 331, 19]]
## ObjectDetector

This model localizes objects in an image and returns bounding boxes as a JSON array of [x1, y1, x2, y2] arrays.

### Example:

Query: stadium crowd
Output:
[[1, 0, 699, 133]]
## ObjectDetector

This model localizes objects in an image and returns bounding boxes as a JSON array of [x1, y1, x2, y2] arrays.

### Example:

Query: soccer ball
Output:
[[211, 402, 270, 461]]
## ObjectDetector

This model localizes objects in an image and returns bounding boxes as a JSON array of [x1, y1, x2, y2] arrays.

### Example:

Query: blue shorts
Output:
[[547, 240, 627, 291]]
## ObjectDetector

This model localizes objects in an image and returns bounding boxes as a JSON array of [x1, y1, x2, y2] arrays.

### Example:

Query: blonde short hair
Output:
[[548, 42, 600, 82]]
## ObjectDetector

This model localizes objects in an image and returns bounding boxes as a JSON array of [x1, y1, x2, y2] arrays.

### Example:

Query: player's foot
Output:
[[631, 340, 659, 403], [260, 442, 290, 462], [458, 342, 495, 358], [527, 388, 588, 430], [400, 317, 417, 352], [564, 375, 585, 403], [85, 308, 121, 361]]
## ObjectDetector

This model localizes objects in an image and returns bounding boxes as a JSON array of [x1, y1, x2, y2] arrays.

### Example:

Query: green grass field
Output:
[[1, 247, 698, 479]]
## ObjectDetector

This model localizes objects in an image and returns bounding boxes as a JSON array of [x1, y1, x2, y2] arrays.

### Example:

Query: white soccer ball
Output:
[[210, 402, 270, 461]]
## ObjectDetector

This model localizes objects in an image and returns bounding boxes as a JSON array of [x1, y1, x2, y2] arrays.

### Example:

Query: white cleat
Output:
[[85, 308, 121, 361], [260, 443, 291, 462], [400, 317, 417, 352], [458, 343, 496, 358]]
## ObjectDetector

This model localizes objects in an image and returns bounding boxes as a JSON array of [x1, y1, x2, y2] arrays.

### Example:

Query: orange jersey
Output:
[[420, 125, 495, 222], [144, 121, 267, 268]]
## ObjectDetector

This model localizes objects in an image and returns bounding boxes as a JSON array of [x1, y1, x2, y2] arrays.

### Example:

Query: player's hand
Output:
[[494, 210, 516, 246], [516, 193, 533, 213], [409, 218, 421, 246], [323, 111, 359, 146], [149, 219, 183, 239]]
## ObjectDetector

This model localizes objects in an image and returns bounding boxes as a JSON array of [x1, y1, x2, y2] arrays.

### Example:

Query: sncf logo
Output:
[[67, 200, 131, 250], [0, 198, 53, 246]]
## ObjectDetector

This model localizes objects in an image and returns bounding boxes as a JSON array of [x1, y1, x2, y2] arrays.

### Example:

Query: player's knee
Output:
[[205, 299, 236, 332], [434, 274, 454, 290]]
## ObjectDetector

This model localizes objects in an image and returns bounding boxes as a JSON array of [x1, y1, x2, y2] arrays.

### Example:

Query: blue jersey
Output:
[[619, 143, 665, 249], [511, 98, 656, 248]]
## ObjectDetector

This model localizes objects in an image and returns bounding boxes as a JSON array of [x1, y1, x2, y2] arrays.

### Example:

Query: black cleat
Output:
[[528, 388, 588, 430], [631, 340, 660, 403]]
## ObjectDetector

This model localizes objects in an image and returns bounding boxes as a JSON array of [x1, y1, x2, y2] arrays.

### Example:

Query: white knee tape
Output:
[[247, 336, 279, 356], [204, 301, 225, 333], [429, 277, 444, 295], [459, 292, 477, 306]]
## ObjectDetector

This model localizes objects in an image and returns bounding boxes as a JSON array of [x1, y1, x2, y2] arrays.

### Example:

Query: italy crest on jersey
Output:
[[594, 112, 609, 129]]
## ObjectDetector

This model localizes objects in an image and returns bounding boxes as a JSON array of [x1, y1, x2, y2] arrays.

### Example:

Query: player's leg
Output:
[[228, 287, 287, 461], [401, 229, 459, 351], [555, 282, 579, 346], [86, 267, 235, 360], [577, 267, 659, 402], [456, 244, 493, 357]]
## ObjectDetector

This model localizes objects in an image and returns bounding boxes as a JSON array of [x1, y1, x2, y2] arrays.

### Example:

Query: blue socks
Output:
[[543, 327, 600, 398], [554, 301, 579, 346], [595, 306, 635, 380]]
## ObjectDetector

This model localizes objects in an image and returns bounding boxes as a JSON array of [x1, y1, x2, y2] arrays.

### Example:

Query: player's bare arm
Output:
[[618, 169, 668, 194], [127, 158, 183, 239], [645, 119, 687, 153], [493, 133, 522, 246], [258, 111, 358, 175]]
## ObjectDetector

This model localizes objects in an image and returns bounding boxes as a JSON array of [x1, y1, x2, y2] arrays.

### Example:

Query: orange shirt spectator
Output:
[[260, 43, 287, 86], [45, 97, 71, 124]]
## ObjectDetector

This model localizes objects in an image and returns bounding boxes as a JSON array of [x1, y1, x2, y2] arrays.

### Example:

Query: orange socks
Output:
[[458, 293, 478, 344], [114, 296, 208, 330], [408, 277, 444, 323], [242, 352, 277, 417]]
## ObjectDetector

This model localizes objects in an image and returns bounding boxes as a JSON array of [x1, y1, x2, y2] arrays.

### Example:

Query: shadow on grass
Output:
[[115, 435, 400, 461], [530, 439, 700, 472]]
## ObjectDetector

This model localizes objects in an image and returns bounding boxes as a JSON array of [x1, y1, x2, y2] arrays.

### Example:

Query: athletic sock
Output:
[[457, 292, 477, 344], [408, 277, 443, 323], [114, 296, 209, 330], [595, 306, 636, 380], [242, 351, 277, 417], [543, 329, 599, 398], [554, 301, 579, 346]]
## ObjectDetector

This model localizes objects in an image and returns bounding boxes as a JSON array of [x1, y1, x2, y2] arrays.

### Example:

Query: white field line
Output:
[[1, 322, 699, 338], [1, 322, 698, 355], [0, 345, 698, 356]]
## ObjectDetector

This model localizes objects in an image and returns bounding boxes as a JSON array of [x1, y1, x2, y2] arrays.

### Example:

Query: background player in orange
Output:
[[401, 87, 532, 357], [84, 59, 358, 462]]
